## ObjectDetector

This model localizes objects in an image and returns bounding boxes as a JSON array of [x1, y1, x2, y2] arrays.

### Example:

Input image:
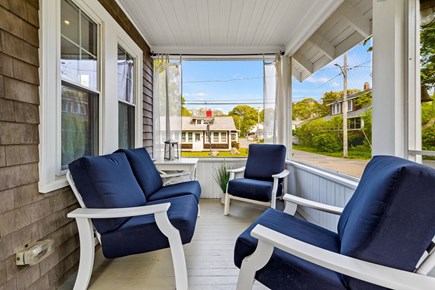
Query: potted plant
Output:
[[213, 162, 230, 200]]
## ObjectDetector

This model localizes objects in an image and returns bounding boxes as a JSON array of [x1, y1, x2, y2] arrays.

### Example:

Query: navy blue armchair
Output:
[[234, 156, 435, 289], [66, 148, 201, 290], [224, 144, 289, 215]]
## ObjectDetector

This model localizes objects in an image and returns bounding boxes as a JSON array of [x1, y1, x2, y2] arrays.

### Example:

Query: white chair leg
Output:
[[284, 200, 298, 215], [224, 192, 230, 215], [155, 212, 188, 290], [236, 240, 274, 290], [73, 218, 95, 290], [197, 204, 201, 217]]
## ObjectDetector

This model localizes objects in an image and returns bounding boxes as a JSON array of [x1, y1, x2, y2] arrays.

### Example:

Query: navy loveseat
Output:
[[68, 147, 201, 259]]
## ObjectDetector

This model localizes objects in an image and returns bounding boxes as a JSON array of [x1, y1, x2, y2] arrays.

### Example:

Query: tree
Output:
[[319, 89, 361, 115], [292, 98, 326, 120], [354, 91, 372, 108], [421, 19, 435, 92], [181, 96, 191, 116], [228, 105, 260, 136]]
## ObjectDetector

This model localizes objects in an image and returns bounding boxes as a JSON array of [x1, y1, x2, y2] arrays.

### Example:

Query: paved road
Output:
[[291, 150, 369, 178]]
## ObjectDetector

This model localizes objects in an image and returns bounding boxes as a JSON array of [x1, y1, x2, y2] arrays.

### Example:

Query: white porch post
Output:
[[372, 0, 408, 157], [283, 56, 293, 158]]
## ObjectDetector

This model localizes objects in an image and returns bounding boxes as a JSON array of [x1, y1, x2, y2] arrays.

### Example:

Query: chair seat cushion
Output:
[[148, 181, 201, 203], [101, 194, 198, 259], [68, 153, 147, 235], [234, 208, 346, 290], [227, 178, 282, 202]]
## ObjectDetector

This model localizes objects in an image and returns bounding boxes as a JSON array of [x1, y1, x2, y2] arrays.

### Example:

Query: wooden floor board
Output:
[[61, 199, 271, 290]]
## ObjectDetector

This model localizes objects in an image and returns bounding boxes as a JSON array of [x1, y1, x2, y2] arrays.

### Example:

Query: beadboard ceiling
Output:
[[116, 0, 372, 81]]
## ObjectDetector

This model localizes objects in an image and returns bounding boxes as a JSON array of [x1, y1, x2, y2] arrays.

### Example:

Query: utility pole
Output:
[[335, 53, 348, 158]]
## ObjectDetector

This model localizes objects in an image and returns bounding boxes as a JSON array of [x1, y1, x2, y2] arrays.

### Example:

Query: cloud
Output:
[[184, 92, 208, 98], [330, 81, 340, 88], [304, 75, 331, 84]]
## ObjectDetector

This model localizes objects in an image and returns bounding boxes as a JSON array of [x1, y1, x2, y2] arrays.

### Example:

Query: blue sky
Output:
[[182, 40, 372, 114]]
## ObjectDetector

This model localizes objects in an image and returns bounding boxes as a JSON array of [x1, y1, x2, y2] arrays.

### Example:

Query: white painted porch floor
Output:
[[62, 199, 276, 290]]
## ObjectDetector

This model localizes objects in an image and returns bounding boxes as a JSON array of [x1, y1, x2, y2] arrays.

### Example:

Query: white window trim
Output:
[[39, 0, 143, 193]]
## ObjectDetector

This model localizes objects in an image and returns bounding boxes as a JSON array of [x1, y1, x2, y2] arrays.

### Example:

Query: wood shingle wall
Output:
[[0, 0, 153, 289]]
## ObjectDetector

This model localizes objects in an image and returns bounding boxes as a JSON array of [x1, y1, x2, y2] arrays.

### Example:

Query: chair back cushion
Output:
[[117, 148, 163, 198], [338, 155, 435, 288], [244, 144, 286, 181], [69, 152, 147, 234]]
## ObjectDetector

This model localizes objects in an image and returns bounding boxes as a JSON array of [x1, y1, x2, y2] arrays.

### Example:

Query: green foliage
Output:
[[354, 91, 372, 108], [422, 102, 435, 125], [312, 133, 342, 152], [228, 105, 261, 136], [292, 98, 326, 120], [421, 20, 435, 91], [213, 162, 230, 193], [181, 96, 191, 116], [422, 125, 435, 151]]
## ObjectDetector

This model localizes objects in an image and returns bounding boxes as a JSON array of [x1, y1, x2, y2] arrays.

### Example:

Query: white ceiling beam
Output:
[[150, 45, 284, 55], [292, 51, 314, 74], [308, 32, 336, 60], [336, 1, 372, 39]]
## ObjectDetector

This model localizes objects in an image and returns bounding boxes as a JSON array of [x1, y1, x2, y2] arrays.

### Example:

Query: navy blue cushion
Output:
[[101, 194, 198, 259], [68, 153, 147, 234], [338, 155, 435, 289], [244, 144, 286, 181], [149, 180, 201, 203], [227, 178, 282, 202], [117, 148, 163, 198], [234, 209, 346, 290]]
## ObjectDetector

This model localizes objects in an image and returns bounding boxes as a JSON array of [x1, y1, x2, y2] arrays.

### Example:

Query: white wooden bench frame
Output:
[[237, 193, 435, 290], [66, 171, 188, 290]]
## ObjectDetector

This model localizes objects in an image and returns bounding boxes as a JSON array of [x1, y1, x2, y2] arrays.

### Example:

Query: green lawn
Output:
[[293, 145, 371, 160], [181, 148, 248, 158]]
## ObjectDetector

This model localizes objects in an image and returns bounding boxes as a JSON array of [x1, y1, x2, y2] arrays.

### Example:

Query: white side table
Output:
[[154, 158, 199, 180]]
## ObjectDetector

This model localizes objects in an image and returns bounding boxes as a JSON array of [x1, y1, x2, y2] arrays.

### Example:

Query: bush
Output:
[[422, 125, 435, 151], [312, 133, 342, 152], [231, 141, 240, 149]]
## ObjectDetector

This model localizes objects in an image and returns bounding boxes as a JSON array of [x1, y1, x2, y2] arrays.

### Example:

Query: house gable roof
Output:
[[182, 117, 237, 131]]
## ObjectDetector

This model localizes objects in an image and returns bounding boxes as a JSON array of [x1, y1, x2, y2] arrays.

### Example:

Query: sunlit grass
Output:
[[181, 148, 248, 158], [293, 145, 371, 160]]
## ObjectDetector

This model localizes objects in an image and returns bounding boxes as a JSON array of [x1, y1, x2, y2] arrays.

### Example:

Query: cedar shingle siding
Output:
[[0, 0, 153, 288]]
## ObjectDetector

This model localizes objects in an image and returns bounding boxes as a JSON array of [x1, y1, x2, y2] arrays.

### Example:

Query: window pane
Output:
[[188, 132, 193, 142], [119, 102, 135, 149], [213, 132, 219, 142], [118, 46, 134, 103], [221, 132, 227, 142], [81, 13, 97, 56], [61, 84, 98, 168], [61, 0, 98, 91], [61, 0, 79, 44]]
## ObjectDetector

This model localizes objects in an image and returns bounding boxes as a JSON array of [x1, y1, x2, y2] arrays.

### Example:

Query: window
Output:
[[188, 132, 193, 143], [221, 132, 227, 143], [231, 133, 237, 141], [331, 103, 341, 115], [213, 132, 219, 143], [195, 133, 201, 141], [347, 100, 353, 111], [196, 119, 202, 125], [40, 0, 143, 192], [348, 118, 362, 130], [118, 45, 135, 149], [60, 0, 99, 169]]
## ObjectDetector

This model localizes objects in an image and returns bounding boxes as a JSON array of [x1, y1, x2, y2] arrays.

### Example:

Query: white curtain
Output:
[[263, 54, 289, 146], [153, 56, 182, 159]]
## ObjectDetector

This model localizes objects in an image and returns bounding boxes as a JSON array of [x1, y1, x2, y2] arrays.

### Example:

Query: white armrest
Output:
[[67, 203, 170, 219], [250, 225, 435, 290], [227, 166, 246, 173], [283, 194, 343, 215], [272, 169, 290, 179]]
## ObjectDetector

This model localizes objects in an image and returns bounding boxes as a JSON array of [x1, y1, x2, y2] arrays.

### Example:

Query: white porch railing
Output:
[[197, 158, 247, 199], [196, 158, 359, 232], [286, 160, 359, 232]]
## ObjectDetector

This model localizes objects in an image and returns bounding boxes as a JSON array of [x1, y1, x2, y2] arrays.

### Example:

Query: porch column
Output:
[[283, 56, 293, 158], [372, 0, 407, 157]]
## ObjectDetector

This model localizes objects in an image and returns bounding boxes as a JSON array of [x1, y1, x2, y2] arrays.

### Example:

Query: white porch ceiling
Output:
[[116, 0, 372, 81]]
